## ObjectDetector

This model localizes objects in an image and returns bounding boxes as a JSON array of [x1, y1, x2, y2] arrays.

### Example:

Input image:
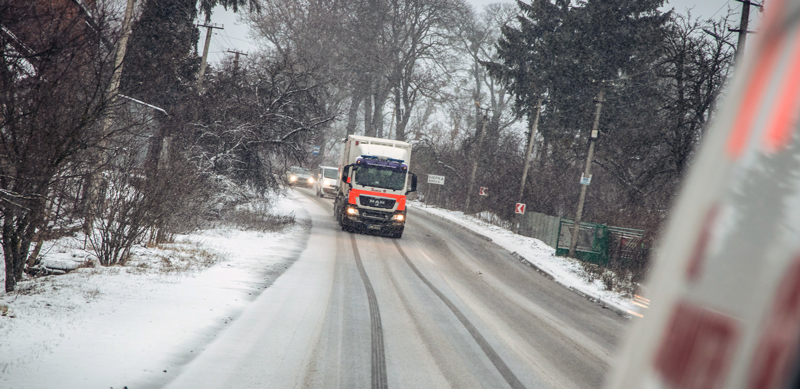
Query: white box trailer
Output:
[[333, 135, 417, 238]]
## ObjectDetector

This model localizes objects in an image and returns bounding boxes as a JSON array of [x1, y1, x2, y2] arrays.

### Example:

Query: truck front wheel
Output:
[[333, 196, 343, 222]]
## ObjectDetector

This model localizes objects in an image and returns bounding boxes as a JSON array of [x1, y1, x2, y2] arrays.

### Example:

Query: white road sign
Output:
[[427, 174, 445, 185]]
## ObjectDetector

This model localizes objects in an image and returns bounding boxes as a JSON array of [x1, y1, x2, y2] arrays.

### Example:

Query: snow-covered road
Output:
[[165, 189, 627, 388], [1, 188, 629, 388]]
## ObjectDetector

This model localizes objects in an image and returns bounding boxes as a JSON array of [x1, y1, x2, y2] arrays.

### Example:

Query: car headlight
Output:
[[308, 177, 314, 184], [289, 175, 297, 182], [346, 207, 359, 216], [392, 214, 405, 221]]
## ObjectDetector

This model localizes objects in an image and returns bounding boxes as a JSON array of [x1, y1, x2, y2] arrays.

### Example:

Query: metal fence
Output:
[[432, 203, 647, 271], [606, 226, 649, 275], [516, 211, 561, 248], [555, 219, 645, 267]]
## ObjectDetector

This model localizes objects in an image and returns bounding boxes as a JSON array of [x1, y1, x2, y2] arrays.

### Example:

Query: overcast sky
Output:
[[203, 0, 757, 65]]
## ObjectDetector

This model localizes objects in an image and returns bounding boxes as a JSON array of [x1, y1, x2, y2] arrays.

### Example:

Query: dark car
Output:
[[286, 166, 314, 187]]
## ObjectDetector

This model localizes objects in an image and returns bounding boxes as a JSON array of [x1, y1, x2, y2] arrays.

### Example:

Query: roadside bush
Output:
[[88, 124, 215, 265], [222, 198, 295, 232], [87, 149, 157, 266], [226, 210, 296, 232]]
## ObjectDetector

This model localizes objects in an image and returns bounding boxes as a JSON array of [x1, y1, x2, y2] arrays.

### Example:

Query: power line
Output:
[[211, 35, 228, 52], [709, 1, 729, 20], [224, 35, 253, 43], [221, 30, 239, 49]]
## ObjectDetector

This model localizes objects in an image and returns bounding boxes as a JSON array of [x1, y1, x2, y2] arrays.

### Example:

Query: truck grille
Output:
[[361, 210, 390, 221], [359, 195, 396, 209]]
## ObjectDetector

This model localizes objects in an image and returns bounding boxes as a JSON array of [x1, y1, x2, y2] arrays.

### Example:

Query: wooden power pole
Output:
[[464, 114, 488, 214], [226, 50, 248, 73], [730, 0, 762, 61], [83, 0, 137, 236], [106, 0, 136, 105], [518, 97, 543, 203], [197, 22, 224, 89], [568, 90, 604, 258]]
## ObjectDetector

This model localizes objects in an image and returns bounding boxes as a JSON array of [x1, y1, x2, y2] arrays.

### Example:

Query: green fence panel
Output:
[[556, 219, 644, 267]]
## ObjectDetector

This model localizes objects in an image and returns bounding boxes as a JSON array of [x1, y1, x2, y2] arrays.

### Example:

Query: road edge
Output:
[[410, 205, 631, 319]]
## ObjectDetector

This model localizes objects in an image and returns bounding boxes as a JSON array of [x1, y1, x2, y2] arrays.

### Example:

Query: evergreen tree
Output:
[[120, 0, 258, 108], [120, 0, 201, 108]]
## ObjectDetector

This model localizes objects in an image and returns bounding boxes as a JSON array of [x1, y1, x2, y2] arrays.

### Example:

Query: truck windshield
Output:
[[354, 166, 406, 190]]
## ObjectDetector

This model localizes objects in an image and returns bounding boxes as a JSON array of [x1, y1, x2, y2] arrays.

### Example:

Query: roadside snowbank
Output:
[[0, 196, 308, 389], [410, 202, 636, 314]]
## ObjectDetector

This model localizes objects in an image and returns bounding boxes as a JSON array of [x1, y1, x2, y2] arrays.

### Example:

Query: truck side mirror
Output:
[[341, 164, 354, 186], [409, 173, 418, 193]]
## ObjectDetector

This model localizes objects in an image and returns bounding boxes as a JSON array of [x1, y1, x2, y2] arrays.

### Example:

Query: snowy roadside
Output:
[[409, 202, 636, 315], [0, 195, 309, 389]]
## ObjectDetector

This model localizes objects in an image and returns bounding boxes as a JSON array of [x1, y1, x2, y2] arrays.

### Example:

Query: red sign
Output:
[[479, 187, 488, 196], [515, 203, 526, 214]]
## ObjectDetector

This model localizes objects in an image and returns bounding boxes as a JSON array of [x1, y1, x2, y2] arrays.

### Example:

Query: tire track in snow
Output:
[[393, 240, 526, 389], [350, 234, 388, 389]]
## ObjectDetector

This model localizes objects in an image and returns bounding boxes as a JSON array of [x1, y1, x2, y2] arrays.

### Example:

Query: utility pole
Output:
[[226, 49, 248, 73], [106, 0, 136, 106], [517, 97, 543, 203], [84, 0, 136, 237], [464, 112, 488, 214], [730, 0, 762, 61], [568, 90, 604, 258], [197, 22, 224, 89]]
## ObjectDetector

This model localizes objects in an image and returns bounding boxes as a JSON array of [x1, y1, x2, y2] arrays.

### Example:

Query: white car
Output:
[[315, 166, 338, 197]]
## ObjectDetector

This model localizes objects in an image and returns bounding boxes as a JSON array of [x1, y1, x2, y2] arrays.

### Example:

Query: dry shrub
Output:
[[226, 209, 296, 232]]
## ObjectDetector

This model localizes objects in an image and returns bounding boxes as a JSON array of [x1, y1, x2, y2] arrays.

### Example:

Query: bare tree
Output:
[[87, 133, 158, 266], [379, 0, 468, 140], [87, 115, 213, 264], [657, 12, 735, 178], [592, 12, 735, 215], [0, 1, 119, 291], [191, 53, 334, 190], [454, 3, 518, 150], [248, 0, 469, 140]]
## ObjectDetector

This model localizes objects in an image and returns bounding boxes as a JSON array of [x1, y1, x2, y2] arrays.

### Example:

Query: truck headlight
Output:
[[392, 214, 404, 221], [347, 207, 359, 216]]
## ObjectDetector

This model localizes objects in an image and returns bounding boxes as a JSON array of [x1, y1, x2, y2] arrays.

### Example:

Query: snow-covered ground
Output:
[[409, 201, 637, 314], [0, 196, 310, 389]]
